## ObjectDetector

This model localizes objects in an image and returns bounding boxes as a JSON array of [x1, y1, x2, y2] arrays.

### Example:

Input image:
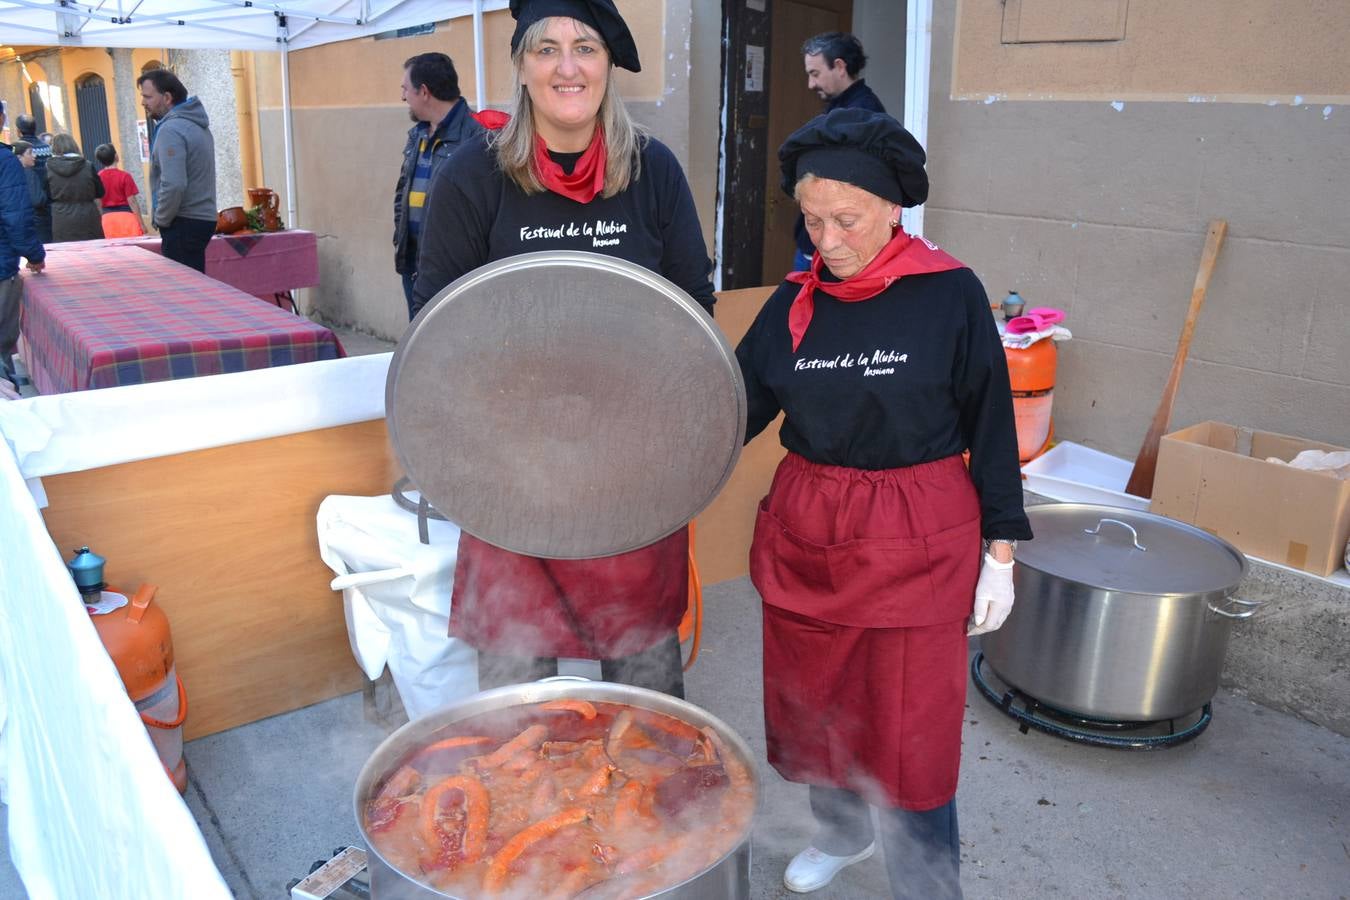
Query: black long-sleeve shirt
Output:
[[735, 267, 1033, 541], [412, 134, 715, 316]]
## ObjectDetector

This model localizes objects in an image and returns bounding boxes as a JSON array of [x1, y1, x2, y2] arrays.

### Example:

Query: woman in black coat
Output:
[[46, 133, 104, 242]]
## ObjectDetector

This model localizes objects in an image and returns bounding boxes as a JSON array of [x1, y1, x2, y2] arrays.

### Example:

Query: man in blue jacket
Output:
[[394, 52, 484, 320], [1, 100, 47, 387]]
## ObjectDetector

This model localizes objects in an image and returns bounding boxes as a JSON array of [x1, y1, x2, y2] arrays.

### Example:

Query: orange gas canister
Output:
[[68, 547, 189, 793], [1003, 338, 1057, 464]]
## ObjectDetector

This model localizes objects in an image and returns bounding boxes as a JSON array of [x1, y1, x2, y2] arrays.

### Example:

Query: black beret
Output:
[[510, 0, 641, 73], [779, 108, 929, 208]]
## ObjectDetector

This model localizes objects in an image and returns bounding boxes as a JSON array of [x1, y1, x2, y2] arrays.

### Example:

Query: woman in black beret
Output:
[[412, 0, 714, 698], [736, 107, 1032, 898]]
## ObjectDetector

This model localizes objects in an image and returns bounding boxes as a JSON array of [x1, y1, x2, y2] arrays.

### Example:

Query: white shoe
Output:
[[783, 842, 876, 893]]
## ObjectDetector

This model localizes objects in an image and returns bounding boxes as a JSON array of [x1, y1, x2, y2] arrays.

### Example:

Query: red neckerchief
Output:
[[784, 229, 965, 351], [534, 126, 607, 203], [472, 109, 511, 130]]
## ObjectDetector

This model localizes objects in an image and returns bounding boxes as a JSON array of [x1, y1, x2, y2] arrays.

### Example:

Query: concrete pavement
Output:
[[6, 574, 1348, 899]]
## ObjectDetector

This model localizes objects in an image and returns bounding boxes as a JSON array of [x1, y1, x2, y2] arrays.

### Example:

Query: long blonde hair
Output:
[[493, 16, 645, 198]]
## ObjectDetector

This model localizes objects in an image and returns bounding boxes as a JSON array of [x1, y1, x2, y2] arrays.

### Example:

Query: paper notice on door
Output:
[[746, 45, 765, 92], [747, 0, 766, 11]]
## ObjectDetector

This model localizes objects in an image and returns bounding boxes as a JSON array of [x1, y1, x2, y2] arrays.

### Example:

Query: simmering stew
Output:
[[363, 700, 755, 898]]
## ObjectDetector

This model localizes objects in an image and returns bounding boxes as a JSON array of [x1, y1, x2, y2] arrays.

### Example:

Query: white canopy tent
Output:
[[0, 0, 509, 226]]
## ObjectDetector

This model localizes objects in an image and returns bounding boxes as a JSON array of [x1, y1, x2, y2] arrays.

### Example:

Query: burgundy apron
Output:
[[450, 527, 688, 659], [750, 453, 981, 809]]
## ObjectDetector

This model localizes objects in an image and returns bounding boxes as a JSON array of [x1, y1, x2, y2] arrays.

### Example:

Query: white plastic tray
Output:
[[1021, 441, 1149, 510]]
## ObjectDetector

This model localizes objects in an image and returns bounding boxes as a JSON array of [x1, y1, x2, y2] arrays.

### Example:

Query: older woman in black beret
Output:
[[736, 108, 1032, 898], [413, 0, 714, 699]]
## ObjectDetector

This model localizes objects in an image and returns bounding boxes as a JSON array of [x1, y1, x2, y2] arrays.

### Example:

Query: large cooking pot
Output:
[[354, 679, 757, 899], [981, 503, 1254, 721]]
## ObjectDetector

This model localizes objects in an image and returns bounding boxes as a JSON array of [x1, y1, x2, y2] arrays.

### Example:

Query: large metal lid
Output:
[[1019, 503, 1246, 595], [386, 251, 746, 559]]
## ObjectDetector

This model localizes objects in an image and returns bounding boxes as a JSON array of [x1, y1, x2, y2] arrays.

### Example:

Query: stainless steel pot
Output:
[[981, 504, 1254, 721], [354, 679, 757, 900]]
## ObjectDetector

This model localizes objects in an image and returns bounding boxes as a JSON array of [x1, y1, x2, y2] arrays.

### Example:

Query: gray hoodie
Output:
[[149, 96, 217, 227]]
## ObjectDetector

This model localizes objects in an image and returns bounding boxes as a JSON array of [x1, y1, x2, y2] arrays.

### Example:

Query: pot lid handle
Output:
[[1083, 518, 1147, 551]]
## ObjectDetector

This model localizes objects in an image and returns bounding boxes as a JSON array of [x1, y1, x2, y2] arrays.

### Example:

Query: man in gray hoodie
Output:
[[138, 69, 217, 272]]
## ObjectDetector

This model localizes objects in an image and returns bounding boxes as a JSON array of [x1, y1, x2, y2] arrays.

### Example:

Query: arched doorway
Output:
[[75, 73, 113, 161]]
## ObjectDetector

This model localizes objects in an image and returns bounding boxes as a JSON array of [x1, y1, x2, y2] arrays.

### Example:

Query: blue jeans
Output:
[[401, 272, 417, 321], [810, 785, 963, 899], [160, 217, 216, 273]]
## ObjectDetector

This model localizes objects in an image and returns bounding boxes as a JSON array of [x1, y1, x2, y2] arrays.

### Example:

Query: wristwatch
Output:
[[985, 539, 1018, 553]]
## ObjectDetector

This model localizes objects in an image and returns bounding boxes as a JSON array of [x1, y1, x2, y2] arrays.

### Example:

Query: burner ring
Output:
[[970, 651, 1212, 750]]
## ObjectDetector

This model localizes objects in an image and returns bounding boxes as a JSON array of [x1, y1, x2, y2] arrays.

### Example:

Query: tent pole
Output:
[[473, 0, 486, 111], [281, 42, 298, 232]]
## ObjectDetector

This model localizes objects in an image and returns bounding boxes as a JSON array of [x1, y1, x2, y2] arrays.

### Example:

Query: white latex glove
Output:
[[967, 553, 1015, 636]]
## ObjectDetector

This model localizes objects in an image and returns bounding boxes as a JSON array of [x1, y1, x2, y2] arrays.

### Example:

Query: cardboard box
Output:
[[1150, 422, 1350, 577]]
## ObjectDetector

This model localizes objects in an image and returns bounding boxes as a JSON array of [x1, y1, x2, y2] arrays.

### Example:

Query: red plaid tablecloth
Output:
[[45, 230, 320, 300], [20, 245, 345, 394]]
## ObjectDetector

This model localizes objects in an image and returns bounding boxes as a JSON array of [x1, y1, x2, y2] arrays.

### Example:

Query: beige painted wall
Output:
[[924, 0, 1350, 458], [15, 57, 66, 135], [953, 0, 1350, 103], [255, 1, 717, 341]]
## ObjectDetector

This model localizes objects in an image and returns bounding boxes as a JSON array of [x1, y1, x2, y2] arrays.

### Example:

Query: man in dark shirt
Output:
[[802, 32, 886, 112], [393, 52, 484, 321], [792, 32, 888, 271]]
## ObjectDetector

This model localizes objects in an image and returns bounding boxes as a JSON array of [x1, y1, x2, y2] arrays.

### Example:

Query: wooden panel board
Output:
[[41, 419, 399, 739], [695, 285, 785, 585]]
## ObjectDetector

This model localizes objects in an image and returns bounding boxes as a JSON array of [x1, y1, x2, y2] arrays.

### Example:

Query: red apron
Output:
[[750, 453, 981, 809], [450, 528, 688, 659]]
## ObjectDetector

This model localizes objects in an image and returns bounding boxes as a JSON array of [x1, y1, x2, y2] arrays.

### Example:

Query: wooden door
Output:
[[760, 0, 852, 282]]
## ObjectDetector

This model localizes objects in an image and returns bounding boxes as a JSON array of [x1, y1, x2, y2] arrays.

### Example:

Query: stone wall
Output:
[[168, 49, 246, 210], [922, 1, 1350, 457]]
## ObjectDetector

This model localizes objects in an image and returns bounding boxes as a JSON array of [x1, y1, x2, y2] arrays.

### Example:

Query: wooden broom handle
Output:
[[1124, 219, 1228, 499]]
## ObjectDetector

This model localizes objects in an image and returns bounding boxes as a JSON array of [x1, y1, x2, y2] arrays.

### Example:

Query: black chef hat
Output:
[[509, 0, 642, 73], [779, 108, 929, 208]]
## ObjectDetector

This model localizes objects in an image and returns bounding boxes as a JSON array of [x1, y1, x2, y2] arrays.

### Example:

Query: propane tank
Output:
[[68, 547, 188, 793], [1003, 336, 1057, 464]]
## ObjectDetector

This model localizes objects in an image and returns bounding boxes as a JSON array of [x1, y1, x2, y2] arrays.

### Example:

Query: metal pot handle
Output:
[[1207, 597, 1263, 620], [1083, 518, 1147, 551]]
